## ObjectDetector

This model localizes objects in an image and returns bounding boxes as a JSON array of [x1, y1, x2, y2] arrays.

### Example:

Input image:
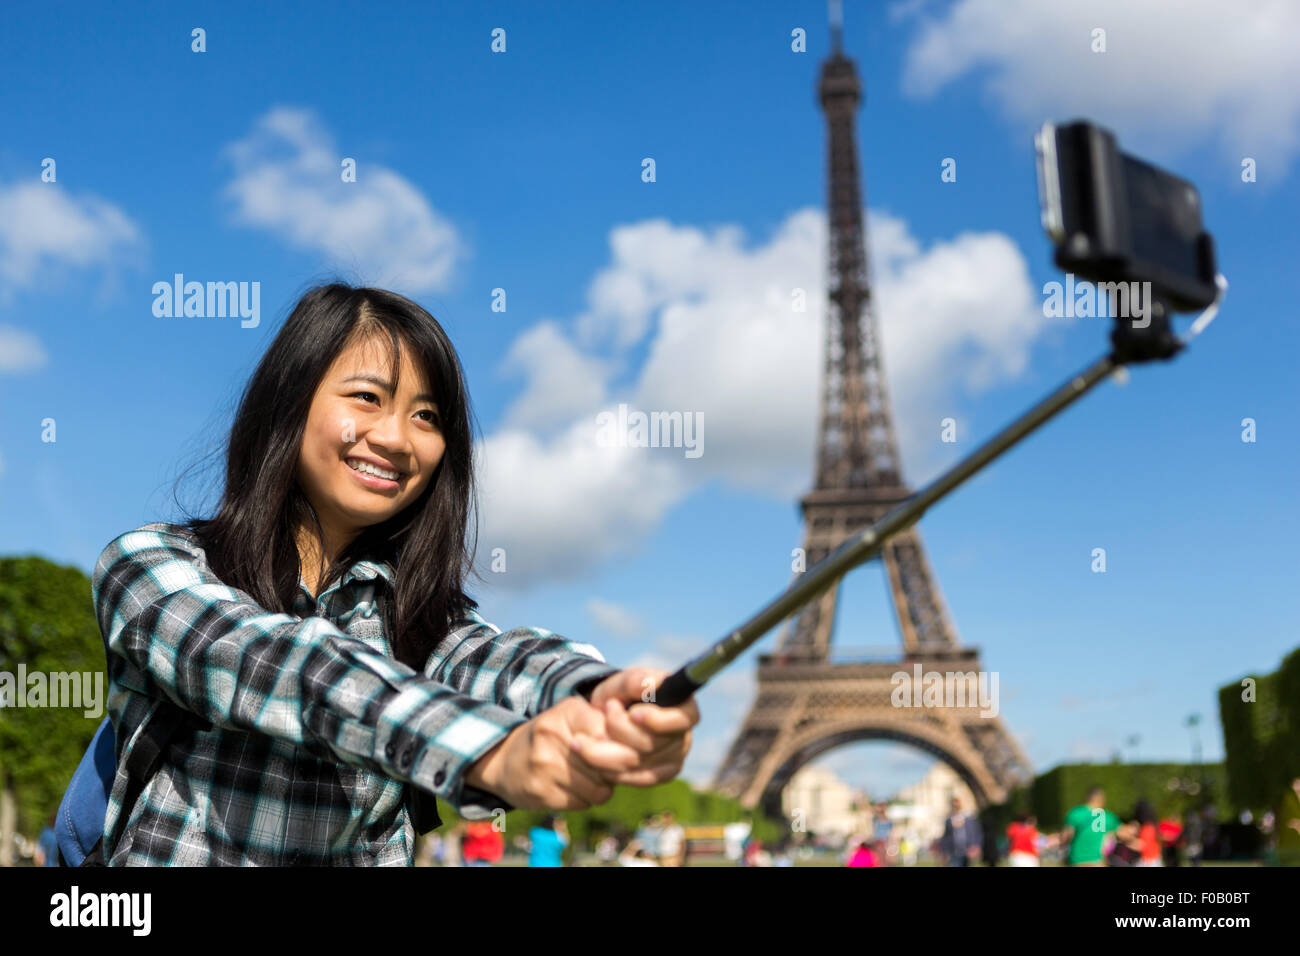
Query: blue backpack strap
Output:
[[56, 703, 204, 866], [55, 717, 117, 866], [121, 701, 197, 789]]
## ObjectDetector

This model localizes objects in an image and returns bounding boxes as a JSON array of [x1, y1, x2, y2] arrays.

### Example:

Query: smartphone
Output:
[[1036, 120, 1218, 312]]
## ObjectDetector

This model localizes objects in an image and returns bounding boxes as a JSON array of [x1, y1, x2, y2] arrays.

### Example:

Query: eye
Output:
[[351, 392, 439, 426]]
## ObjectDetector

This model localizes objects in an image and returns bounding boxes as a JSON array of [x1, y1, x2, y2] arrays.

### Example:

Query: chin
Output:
[[336, 489, 398, 515], [346, 493, 401, 512]]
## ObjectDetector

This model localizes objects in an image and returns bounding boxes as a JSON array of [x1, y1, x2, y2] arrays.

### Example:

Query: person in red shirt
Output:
[[1006, 813, 1041, 866], [461, 820, 504, 867], [1157, 816, 1183, 867]]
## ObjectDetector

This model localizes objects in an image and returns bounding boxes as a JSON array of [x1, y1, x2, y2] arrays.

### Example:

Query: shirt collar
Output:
[[340, 556, 396, 589], [298, 556, 396, 601]]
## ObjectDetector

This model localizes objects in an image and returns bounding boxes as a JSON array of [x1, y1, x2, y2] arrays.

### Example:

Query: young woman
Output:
[[94, 283, 698, 865]]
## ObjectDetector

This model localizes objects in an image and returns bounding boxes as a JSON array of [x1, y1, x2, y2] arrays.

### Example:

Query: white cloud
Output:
[[897, 0, 1300, 174], [585, 598, 642, 639], [0, 181, 144, 302], [499, 321, 616, 431], [0, 325, 48, 373], [874, 226, 1042, 413], [634, 211, 1045, 496], [574, 219, 766, 351], [477, 207, 1047, 588], [221, 107, 465, 293], [474, 421, 686, 587]]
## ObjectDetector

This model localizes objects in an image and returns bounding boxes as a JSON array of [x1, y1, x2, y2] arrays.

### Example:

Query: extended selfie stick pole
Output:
[[649, 277, 1226, 709], [649, 352, 1117, 707]]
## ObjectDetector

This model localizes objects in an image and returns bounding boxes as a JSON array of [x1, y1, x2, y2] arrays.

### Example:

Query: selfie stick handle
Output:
[[651, 350, 1121, 708]]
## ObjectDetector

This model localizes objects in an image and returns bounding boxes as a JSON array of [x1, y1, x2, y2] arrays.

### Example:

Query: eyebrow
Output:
[[342, 375, 438, 405]]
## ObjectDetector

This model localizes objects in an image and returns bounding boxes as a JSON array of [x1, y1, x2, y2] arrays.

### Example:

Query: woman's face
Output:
[[296, 333, 445, 550]]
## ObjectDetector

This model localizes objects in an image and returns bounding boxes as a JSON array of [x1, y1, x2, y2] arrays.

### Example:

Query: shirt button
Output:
[[384, 742, 396, 759], [398, 746, 413, 769], [433, 769, 446, 786]]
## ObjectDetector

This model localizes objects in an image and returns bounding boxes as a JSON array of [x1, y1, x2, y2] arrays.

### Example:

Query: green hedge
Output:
[[1219, 667, 1281, 810], [990, 762, 1229, 832], [1219, 646, 1300, 864]]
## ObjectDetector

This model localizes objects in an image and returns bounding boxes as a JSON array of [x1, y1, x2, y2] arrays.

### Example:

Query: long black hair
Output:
[[174, 282, 481, 671]]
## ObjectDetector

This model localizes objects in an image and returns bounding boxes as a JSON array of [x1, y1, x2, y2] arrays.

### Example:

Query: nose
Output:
[[356, 408, 416, 470]]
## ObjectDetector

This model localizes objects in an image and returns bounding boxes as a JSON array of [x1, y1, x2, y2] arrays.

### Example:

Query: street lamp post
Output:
[[1185, 714, 1204, 789]]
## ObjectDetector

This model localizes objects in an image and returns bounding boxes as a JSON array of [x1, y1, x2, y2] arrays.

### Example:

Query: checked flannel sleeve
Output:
[[94, 523, 619, 817]]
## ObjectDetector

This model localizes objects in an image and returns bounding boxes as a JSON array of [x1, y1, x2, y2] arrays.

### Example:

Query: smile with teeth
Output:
[[346, 458, 402, 481]]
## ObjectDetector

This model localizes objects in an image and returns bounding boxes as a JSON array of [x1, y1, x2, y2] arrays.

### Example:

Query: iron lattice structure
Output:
[[710, 28, 1032, 817]]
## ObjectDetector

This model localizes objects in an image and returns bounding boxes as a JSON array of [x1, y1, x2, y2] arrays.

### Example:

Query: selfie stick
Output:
[[650, 276, 1227, 708]]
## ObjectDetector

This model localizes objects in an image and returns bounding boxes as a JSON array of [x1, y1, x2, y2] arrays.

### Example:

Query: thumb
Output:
[[592, 668, 668, 708]]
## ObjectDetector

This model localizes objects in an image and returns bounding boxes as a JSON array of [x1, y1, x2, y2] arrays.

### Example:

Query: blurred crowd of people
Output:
[[600, 810, 686, 866], [415, 810, 690, 867], [20, 783, 1286, 868], [836, 786, 1254, 867]]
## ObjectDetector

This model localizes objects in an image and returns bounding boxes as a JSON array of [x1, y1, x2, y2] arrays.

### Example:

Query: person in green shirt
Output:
[[1061, 786, 1135, 866]]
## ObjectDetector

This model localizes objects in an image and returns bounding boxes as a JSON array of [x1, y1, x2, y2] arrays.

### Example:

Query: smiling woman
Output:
[[84, 282, 701, 866]]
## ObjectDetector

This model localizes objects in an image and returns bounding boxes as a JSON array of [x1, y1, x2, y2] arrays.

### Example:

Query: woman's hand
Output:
[[586, 667, 700, 787], [463, 695, 642, 811]]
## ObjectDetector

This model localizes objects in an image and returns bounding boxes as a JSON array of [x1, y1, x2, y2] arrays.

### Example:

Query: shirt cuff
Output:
[[458, 783, 512, 819], [374, 689, 528, 817], [440, 660, 618, 814], [540, 658, 620, 709]]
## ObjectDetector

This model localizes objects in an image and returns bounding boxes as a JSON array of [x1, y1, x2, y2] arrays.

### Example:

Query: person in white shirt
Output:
[[657, 810, 686, 866]]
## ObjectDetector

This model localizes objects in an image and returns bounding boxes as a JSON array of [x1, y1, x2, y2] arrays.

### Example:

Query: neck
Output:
[[296, 524, 345, 596]]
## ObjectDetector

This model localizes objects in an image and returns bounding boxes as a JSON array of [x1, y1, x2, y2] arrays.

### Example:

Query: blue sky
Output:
[[2, 0, 1297, 802]]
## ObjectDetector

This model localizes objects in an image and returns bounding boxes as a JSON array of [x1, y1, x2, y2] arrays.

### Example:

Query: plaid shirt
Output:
[[94, 521, 618, 866]]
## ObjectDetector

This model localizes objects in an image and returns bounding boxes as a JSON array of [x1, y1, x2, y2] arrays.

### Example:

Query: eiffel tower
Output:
[[710, 7, 1032, 817]]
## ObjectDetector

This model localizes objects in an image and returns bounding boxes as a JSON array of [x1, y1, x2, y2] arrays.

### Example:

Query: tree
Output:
[[0, 556, 106, 862]]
